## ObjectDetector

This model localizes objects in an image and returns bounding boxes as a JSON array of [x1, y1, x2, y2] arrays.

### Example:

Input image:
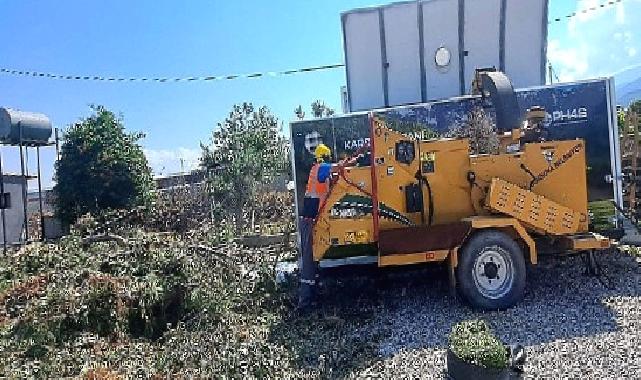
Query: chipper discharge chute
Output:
[[301, 70, 610, 310]]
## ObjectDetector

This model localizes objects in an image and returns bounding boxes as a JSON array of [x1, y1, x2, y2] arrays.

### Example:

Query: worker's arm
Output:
[[342, 156, 358, 167], [324, 153, 369, 184], [317, 162, 332, 183], [328, 154, 361, 175]]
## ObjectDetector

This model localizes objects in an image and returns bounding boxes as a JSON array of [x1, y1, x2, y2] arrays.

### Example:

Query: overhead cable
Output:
[[0, 0, 628, 84], [0, 64, 345, 83], [549, 0, 624, 23]]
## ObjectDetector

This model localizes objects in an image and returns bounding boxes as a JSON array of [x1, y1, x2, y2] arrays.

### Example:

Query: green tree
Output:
[[295, 100, 335, 120], [294, 105, 305, 120], [630, 99, 641, 115], [54, 105, 154, 225], [617, 106, 626, 133], [311, 100, 335, 118], [201, 103, 289, 234]]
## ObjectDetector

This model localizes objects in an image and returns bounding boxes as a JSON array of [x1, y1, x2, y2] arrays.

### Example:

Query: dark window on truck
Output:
[[0, 193, 11, 209]]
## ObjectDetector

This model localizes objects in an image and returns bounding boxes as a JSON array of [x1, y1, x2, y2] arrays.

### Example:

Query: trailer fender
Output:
[[462, 217, 537, 265]]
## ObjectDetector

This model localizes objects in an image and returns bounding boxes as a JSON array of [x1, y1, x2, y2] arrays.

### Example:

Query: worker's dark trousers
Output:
[[298, 217, 317, 309]]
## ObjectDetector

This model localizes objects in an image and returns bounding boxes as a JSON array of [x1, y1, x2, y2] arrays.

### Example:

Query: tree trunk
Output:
[[234, 206, 244, 236]]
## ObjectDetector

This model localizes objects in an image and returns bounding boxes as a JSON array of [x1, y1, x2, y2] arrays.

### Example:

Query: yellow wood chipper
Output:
[[303, 70, 610, 310]]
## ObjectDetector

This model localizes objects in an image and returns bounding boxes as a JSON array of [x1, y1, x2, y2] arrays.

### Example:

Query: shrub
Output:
[[82, 283, 120, 337], [54, 105, 154, 225], [448, 319, 508, 369], [10, 321, 52, 359]]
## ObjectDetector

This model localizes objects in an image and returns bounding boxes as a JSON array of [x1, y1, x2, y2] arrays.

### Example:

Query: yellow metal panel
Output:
[[486, 178, 585, 236], [378, 249, 450, 267], [343, 228, 370, 244], [339, 166, 373, 194], [372, 126, 422, 229], [313, 217, 374, 261], [450, 247, 459, 267], [312, 173, 375, 261], [564, 234, 611, 250], [371, 126, 476, 229], [418, 138, 476, 224], [471, 140, 589, 231]]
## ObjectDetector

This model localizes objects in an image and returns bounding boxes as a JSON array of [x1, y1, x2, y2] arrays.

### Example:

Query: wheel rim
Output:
[[472, 245, 514, 300]]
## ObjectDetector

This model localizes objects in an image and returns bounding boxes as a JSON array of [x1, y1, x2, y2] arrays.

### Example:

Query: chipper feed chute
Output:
[[486, 178, 585, 235]]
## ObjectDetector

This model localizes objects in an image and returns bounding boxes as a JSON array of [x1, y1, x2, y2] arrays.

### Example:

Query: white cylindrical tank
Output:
[[0, 108, 52, 144]]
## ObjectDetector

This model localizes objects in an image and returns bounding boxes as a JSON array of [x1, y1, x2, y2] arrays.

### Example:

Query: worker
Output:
[[301, 143, 333, 218], [298, 143, 333, 310]]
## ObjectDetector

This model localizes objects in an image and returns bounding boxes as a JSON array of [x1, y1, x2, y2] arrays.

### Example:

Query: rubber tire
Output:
[[457, 230, 526, 310]]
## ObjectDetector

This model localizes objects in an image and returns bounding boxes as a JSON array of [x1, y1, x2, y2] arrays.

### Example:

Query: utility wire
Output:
[[549, 0, 625, 23], [0, 64, 345, 83], [0, 0, 627, 84]]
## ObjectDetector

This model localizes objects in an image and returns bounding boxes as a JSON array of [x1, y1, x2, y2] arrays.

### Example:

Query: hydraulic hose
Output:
[[416, 173, 434, 227]]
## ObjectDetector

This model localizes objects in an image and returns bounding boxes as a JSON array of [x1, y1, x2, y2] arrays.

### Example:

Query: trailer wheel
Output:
[[457, 230, 526, 310]]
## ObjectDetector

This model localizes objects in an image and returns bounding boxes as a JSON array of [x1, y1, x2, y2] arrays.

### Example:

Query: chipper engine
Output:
[[302, 70, 610, 310]]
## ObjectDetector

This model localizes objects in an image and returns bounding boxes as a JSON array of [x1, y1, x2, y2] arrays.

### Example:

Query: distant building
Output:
[[154, 170, 206, 190], [153, 169, 289, 192], [0, 174, 30, 244], [27, 187, 55, 215]]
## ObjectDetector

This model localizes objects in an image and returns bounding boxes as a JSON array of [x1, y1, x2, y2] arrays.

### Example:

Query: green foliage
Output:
[[0, 229, 193, 351], [0, 189, 389, 378], [53, 105, 154, 225], [83, 283, 119, 337], [0, 186, 300, 377], [627, 246, 641, 256], [294, 100, 336, 120], [589, 200, 616, 232], [310, 100, 335, 118], [630, 99, 641, 115], [617, 107, 626, 132], [200, 103, 289, 232], [125, 247, 189, 340], [449, 319, 508, 369], [11, 321, 52, 359]]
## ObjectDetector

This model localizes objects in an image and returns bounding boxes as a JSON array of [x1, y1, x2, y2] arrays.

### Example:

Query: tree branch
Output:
[[81, 234, 127, 247]]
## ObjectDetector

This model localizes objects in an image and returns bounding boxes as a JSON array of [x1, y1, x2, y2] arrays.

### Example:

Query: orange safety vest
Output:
[[305, 163, 330, 204]]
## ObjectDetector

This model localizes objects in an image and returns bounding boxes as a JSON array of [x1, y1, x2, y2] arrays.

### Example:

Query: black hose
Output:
[[520, 163, 537, 190], [417, 174, 434, 227]]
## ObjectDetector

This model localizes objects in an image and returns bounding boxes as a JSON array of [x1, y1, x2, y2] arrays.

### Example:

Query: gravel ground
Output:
[[319, 250, 640, 379]]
